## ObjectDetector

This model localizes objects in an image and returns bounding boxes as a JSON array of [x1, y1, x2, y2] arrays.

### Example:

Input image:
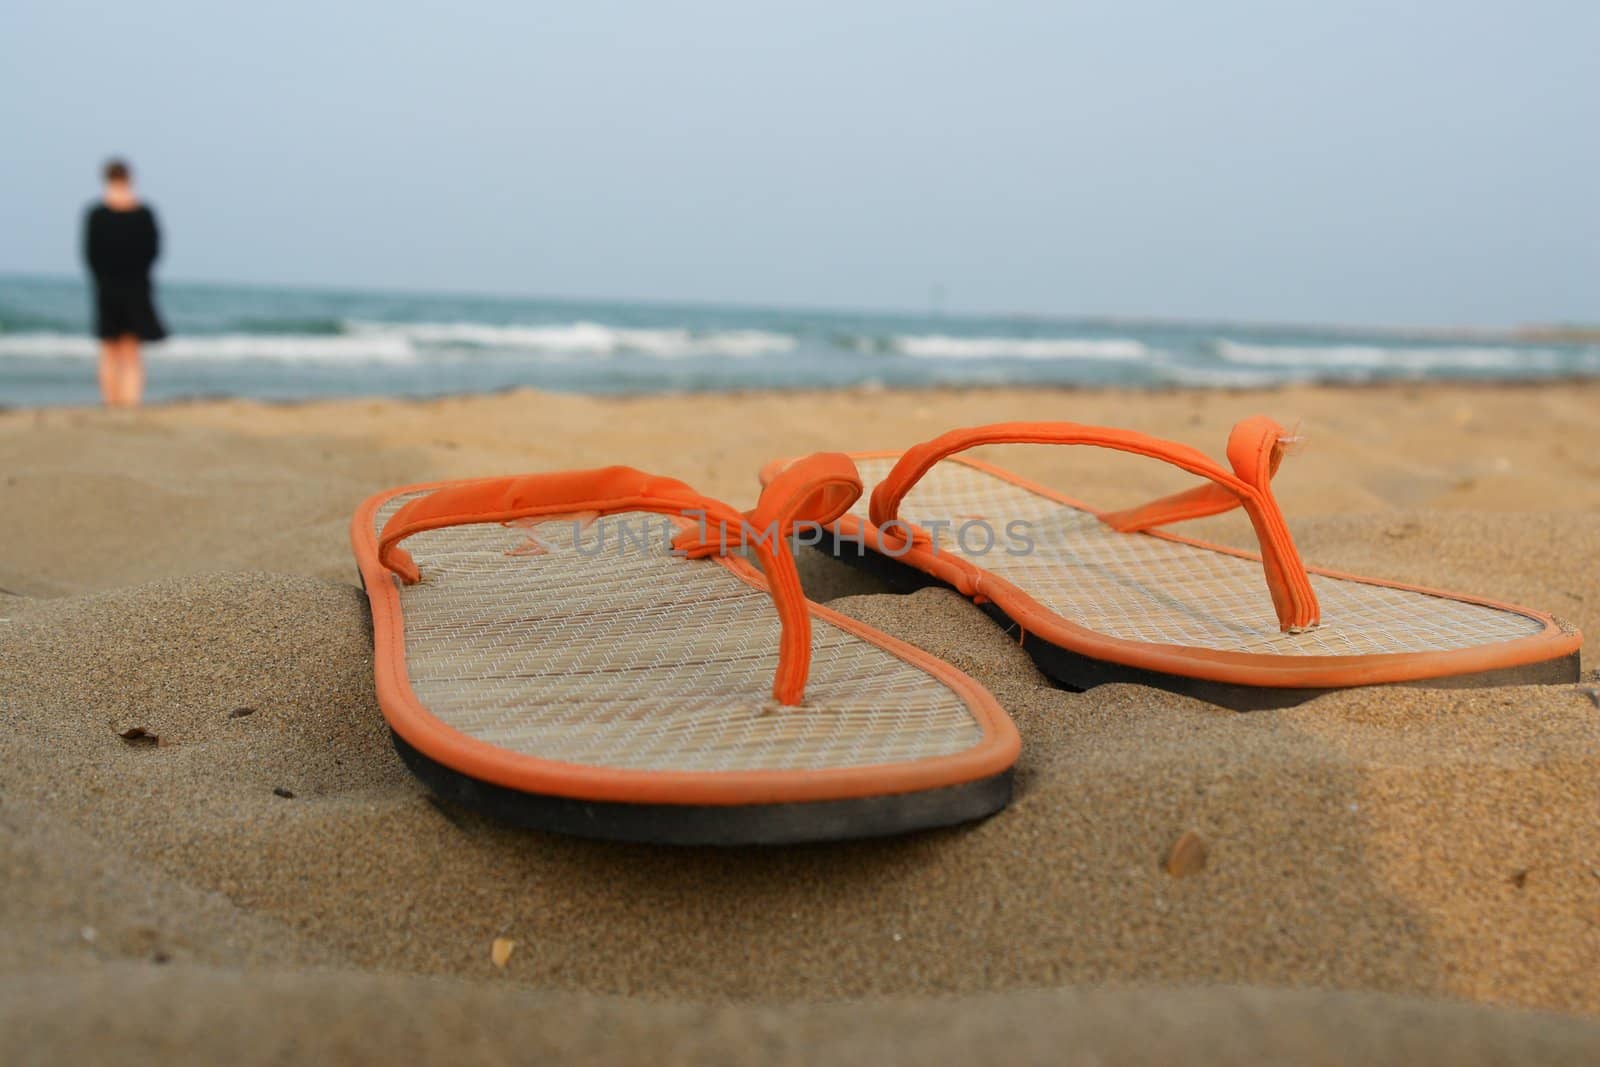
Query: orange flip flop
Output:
[[350, 453, 1019, 844], [760, 419, 1581, 710]]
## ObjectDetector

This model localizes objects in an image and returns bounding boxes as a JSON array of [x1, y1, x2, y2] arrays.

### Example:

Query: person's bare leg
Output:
[[117, 336, 145, 407], [103, 336, 142, 407], [97, 339, 120, 406]]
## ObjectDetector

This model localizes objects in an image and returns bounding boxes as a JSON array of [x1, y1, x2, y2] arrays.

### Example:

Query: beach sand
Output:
[[2, 382, 1599, 1063]]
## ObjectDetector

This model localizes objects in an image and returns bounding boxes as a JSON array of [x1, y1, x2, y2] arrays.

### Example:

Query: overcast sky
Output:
[[3, 1, 1595, 325]]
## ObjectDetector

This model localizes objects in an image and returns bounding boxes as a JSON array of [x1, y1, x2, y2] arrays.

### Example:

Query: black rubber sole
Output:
[[392, 731, 1013, 846], [819, 531, 1581, 711]]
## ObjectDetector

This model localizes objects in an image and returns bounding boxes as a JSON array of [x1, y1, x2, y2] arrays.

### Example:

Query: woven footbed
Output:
[[849, 456, 1546, 658], [374, 492, 984, 775]]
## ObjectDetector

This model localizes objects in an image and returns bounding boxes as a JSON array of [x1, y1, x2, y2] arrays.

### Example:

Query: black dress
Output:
[[83, 204, 167, 342]]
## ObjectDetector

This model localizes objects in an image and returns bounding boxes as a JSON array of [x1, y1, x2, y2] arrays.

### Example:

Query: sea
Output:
[[2, 274, 1597, 407]]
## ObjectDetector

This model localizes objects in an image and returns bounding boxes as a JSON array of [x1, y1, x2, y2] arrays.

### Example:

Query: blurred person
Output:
[[83, 158, 165, 407]]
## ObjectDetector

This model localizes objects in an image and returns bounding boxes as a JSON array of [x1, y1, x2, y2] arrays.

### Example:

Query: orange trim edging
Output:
[[351, 480, 1021, 807], [759, 450, 1581, 690]]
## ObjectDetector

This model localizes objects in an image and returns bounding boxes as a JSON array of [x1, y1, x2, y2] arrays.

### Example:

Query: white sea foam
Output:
[[0, 321, 798, 364], [0, 332, 419, 364], [893, 334, 1149, 360], [345, 320, 796, 358], [1214, 339, 1561, 372]]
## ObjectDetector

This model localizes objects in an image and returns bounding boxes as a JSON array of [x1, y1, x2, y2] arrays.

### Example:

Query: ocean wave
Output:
[[0, 332, 418, 364], [344, 320, 796, 358], [0, 310, 77, 333], [230, 316, 347, 336], [1214, 339, 1563, 372], [892, 334, 1149, 360], [0, 320, 801, 365]]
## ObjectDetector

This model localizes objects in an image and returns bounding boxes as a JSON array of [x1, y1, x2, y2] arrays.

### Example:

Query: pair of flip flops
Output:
[[351, 418, 1581, 845]]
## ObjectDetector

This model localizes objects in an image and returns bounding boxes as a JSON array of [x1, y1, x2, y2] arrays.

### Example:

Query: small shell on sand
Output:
[[491, 938, 516, 968], [1165, 831, 1208, 877]]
